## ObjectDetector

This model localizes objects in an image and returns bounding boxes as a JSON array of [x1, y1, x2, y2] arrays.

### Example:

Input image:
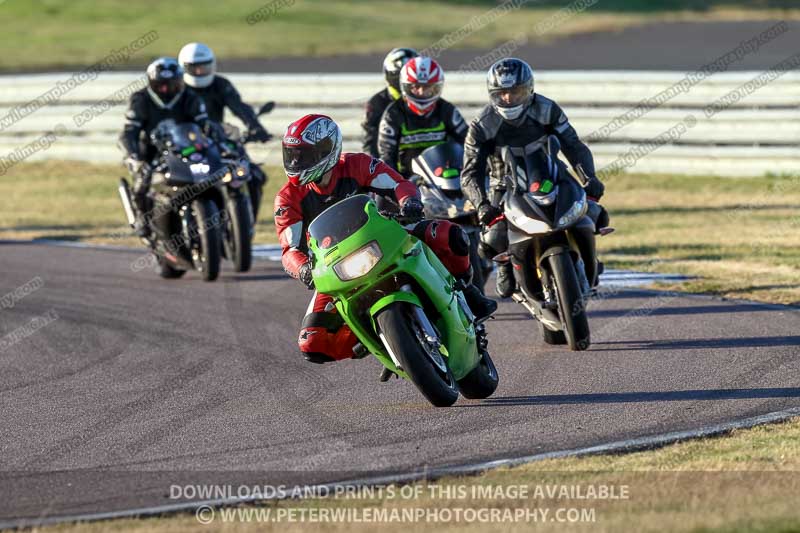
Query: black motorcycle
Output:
[[491, 137, 610, 350], [220, 101, 275, 225], [410, 142, 493, 293], [119, 120, 233, 281]]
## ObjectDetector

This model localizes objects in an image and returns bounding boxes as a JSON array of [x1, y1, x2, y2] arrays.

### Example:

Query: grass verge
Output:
[[599, 172, 800, 306], [0, 160, 284, 248], [1, 1, 800, 71], [39, 417, 800, 532]]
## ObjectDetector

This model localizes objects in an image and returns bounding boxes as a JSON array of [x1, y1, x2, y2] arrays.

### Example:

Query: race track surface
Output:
[[219, 20, 799, 72], [1, 242, 799, 523]]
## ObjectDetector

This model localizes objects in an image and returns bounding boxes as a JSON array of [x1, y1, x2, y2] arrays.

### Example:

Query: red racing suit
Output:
[[274, 152, 471, 362]]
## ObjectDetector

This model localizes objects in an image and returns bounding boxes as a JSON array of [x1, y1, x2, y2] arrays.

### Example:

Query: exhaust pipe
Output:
[[118, 178, 136, 226]]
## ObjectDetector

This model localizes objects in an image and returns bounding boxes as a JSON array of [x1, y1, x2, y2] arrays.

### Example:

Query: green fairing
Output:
[[307, 195, 480, 381]]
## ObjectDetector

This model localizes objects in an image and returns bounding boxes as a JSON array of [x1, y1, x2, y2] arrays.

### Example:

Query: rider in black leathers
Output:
[[461, 58, 607, 298], [377, 56, 467, 178], [119, 57, 214, 238], [178, 42, 272, 221], [361, 47, 418, 158]]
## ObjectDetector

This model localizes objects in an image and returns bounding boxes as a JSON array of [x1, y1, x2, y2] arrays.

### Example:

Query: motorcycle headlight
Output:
[[189, 163, 210, 175], [557, 196, 587, 228], [333, 241, 382, 281], [236, 159, 250, 177]]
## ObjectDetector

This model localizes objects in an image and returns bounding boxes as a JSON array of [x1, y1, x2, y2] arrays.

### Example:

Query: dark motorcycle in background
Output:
[[491, 137, 611, 350], [118, 120, 252, 281], [410, 142, 493, 293], [221, 101, 275, 225]]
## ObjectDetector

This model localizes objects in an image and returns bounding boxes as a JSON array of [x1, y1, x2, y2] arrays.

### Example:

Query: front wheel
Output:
[[375, 302, 459, 407], [191, 198, 222, 282], [457, 349, 499, 399], [225, 194, 253, 272], [549, 252, 590, 350]]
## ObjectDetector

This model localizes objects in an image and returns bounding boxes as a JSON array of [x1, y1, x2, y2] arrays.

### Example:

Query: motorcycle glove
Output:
[[399, 197, 425, 222], [248, 126, 272, 143], [584, 177, 605, 201], [298, 262, 315, 290], [477, 201, 502, 225]]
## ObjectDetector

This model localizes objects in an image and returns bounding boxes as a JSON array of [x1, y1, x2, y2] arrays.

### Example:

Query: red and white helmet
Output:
[[282, 114, 343, 186], [399, 56, 444, 116]]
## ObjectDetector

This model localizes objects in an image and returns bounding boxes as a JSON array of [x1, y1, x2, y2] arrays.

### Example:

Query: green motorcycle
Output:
[[307, 194, 499, 407]]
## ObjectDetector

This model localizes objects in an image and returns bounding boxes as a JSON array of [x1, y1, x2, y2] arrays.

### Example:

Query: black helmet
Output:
[[146, 57, 185, 108], [382, 47, 419, 96], [487, 58, 534, 121]]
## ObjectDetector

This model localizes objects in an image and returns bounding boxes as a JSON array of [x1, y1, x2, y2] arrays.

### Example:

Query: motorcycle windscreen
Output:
[[308, 194, 371, 250], [414, 142, 464, 191], [554, 175, 585, 222], [508, 150, 557, 197], [164, 154, 196, 185], [154, 121, 209, 153]]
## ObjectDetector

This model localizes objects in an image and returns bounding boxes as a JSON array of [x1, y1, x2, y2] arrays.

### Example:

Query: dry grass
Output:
[[599, 172, 800, 305], [0, 160, 283, 247]]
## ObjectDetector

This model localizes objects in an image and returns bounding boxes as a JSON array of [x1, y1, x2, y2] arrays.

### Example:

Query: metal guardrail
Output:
[[0, 71, 797, 176]]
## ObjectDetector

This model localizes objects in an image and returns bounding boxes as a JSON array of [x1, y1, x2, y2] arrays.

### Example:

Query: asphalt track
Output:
[[1, 242, 799, 525], [10, 20, 797, 75], [218, 20, 800, 72]]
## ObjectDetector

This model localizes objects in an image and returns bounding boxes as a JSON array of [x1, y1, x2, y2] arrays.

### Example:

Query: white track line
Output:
[[3, 406, 799, 530]]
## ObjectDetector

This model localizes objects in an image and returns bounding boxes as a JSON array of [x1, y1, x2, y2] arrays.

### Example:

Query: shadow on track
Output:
[[592, 335, 800, 350], [458, 387, 800, 407]]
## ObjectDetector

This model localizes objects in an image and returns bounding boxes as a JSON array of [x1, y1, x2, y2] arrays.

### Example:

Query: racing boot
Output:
[[132, 196, 152, 240], [457, 266, 497, 320], [495, 261, 515, 298]]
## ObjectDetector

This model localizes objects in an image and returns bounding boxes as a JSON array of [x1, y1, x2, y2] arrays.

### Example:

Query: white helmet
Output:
[[178, 42, 216, 88]]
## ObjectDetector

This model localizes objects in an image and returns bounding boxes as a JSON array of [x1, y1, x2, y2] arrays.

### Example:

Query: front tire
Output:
[[225, 194, 253, 272], [375, 303, 459, 407], [191, 198, 221, 282], [549, 252, 590, 350], [457, 350, 499, 399]]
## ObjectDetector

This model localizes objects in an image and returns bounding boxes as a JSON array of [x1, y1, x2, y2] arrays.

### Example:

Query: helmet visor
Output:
[[490, 85, 530, 108], [185, 61, 214, 77], [402, 82, 443, 101], [150, 77, 184, 100], [283, 138, 334, 175]]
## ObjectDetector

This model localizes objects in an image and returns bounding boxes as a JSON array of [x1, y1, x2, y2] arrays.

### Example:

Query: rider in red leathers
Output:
[[274, 114, 496, 365]]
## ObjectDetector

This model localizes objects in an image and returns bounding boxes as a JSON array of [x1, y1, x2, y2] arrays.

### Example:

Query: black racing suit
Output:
[[361, 87, 399, 158], [119, 87, 210, 219], [378, 98, 468, 177], [461, 93, 606, 293], [191, 75, 271, 220]]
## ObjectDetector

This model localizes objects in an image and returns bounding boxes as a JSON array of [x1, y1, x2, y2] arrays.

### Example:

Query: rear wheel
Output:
[[375, 302, 459, 407], [457, 349, 499, 399], [191, 198, 221, 282], [549, 252, 590, 350], [225, 194, 253, 272]]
